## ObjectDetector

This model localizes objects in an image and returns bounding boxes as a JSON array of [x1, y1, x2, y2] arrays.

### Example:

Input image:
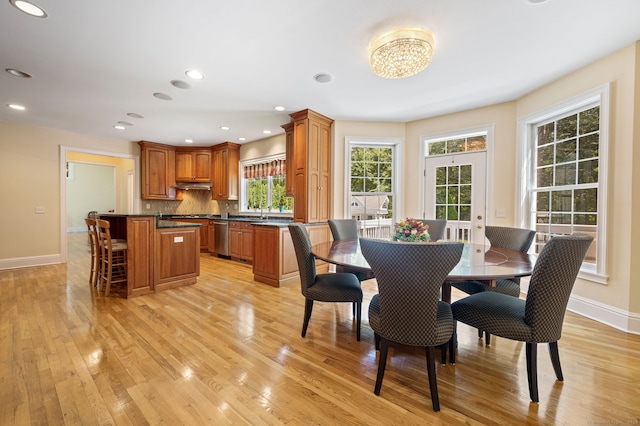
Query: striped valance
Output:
[[243, 159, 286, 179]]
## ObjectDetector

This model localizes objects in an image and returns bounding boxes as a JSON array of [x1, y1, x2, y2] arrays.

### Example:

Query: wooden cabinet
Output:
[[207, 220, 215, 253], [229, 221, 253, 262], [253, 223, 330, 287], [170, 219, 208, 250], [138, 141, 176, 200], [282, 121, 295, 197], [175, 149, 212, 182], [211, 142, 240, 200], [282, 109, 333, 223], [155, 226, 200, 291]]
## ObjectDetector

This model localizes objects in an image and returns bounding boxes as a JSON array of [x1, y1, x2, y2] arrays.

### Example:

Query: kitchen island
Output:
[[99, 214, 201, 297]]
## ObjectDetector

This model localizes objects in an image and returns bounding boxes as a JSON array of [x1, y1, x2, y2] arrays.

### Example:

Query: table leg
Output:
[[442, 282, 452, 304]]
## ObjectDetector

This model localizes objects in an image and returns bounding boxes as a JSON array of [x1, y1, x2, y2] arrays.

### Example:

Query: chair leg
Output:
[[478, 328, 483, 339], [355, 301, 361, 341], [548, 341, 564, 381], [426, 346, 441, 411], [352, 302, 356, 317], [301, 298, 313, 337], [526, 342, 539, 403], [485, 331, 491, 346], [374, 338, 389, 395], [449, 321, 457, 364], [374, 332, 380, 350]]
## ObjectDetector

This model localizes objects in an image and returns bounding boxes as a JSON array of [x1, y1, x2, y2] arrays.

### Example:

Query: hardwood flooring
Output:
[[1, 233, 640, 425]]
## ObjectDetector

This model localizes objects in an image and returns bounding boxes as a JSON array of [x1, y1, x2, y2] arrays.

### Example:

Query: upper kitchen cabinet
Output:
[[175, 148, 212, 182], [138, 141, 176, 200], [211, 142, 240, 200], [283, 109, 333, 223]]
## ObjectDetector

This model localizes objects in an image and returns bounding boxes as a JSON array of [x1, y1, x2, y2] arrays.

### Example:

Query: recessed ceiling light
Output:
[[171, 80, 191, 89], [239, 137, 246, 141], [127, 112, 144, 119], [220, 126, 230, 131], [263, 130, 271, 134], [9, 0, 47, 18], [5, 68, 32, 78], [313, 73, 333, 83], [153, 92, 172, 100], [114, 125, 125, 130], [117, 121, 133, 126], [7, 104, 26, 111], [185, 139, 193, 143], [185, 69, 205, 80], [274, 106, 285, 111]]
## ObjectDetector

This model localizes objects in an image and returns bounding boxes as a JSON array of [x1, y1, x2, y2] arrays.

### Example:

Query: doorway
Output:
[[423, 151, 486, 243]]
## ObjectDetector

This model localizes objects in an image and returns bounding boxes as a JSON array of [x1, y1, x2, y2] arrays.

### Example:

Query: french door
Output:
[[423, 152, 486, 243]]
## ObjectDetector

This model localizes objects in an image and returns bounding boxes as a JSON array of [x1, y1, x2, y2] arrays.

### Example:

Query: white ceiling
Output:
[[1, 0, 639, 147]]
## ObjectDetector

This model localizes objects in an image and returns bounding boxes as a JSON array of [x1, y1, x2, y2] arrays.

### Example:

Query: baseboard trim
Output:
[[0, 254, 62, 271]]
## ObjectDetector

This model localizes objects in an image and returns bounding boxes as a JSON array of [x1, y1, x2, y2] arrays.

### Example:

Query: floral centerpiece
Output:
[[393, 218, 430, 242]]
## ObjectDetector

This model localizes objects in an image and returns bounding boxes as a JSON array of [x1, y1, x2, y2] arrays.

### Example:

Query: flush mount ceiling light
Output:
[[5, 68, 33, 78], [368, 26, 435, 79], [185, 69, 204, 80], [9, 0, 47, 17]]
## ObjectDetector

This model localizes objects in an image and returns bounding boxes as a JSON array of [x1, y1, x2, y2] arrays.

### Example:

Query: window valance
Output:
[[243, 159, 286, 179]]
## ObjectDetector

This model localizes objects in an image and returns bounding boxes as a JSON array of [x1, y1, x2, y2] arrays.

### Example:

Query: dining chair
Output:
[[288, 223, 363, 341], [408, 218, 447, 241], [328, 218, 375, 282], [96, 219, 128, 296], [449, 233, 593, 403], [452, 225, 536, 344], [360, 238, 464, 411]]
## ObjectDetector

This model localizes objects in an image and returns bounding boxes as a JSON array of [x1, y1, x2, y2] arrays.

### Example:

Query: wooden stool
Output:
[[84, 217, 100, 287], [96, 219, 128, 296]]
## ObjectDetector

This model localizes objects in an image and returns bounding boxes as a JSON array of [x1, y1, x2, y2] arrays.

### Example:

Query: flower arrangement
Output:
[[393, 218, 430, 242]]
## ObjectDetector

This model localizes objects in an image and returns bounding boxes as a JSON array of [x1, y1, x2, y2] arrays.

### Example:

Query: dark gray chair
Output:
[[408, 218, 447, 241], [360, 238, 463, 411], [452, 225, 536, 344], [450, 233, 593, 403], [328, 218, 375, 282], [288, 223, 363, 341]]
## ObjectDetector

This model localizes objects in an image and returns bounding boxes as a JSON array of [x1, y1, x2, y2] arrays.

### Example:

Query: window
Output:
[[346, 138, 401, 239], [241, 157, 292, 212], [427, 133, 487, 156], [518, 85, 609, 282]]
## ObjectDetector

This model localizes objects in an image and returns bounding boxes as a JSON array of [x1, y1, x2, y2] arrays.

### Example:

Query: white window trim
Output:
[[515, 83, 610, 284], [344, 137, 403, 221], [419, 124, 494, 221]]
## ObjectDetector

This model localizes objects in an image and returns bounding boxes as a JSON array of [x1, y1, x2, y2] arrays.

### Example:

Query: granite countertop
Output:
[[157, 219, 204, 228]]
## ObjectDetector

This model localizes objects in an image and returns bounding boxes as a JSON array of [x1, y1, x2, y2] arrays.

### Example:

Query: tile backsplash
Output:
[[143, 190, 239, 215]]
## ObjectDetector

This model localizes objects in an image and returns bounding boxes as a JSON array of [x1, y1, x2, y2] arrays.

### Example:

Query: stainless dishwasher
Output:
[[213, 221, 229, 256]]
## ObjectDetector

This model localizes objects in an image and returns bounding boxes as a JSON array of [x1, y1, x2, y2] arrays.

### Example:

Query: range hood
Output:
[[175, 182, 212, 190]]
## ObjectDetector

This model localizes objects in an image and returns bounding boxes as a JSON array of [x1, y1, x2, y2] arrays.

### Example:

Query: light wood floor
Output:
[[2, 233, 640, 425]]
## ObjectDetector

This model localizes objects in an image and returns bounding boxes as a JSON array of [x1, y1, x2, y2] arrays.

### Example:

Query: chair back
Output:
[[525, 233, 593, 342], [84, 217, 98, 244], [360, 238, 463, 346], [288, 223, 316, 296], [407, 219, 447, 241], [95, 219, 114, 255], [485, 226, 536, 253], [328, 219, 359, 240]]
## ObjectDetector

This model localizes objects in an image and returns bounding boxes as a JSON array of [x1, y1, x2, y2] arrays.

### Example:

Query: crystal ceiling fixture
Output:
[[153, 92, 172, 100], [7, 103, 26, 110], [368, 26, 435, 79], [171, 80, 191, 89], [5, 68, 33, 78], [127, 112, 144, 119], [9, 0, 48, 18], [185, 69, 204, 80]]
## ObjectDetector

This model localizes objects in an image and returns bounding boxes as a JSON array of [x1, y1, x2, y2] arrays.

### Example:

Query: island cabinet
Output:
[[175, 148, 212, 182], [169, 218, 209, 251], [282, 109, 333, 223], [139, 141, 177, 200], [155, 226, 200, 292], [211, 142, 240, 200], [229, 221, 254, 263], [253, 223, 330, 287]]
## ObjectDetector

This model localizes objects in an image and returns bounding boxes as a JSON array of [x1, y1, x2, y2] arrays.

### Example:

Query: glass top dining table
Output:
[[311, 239, 536, 303]]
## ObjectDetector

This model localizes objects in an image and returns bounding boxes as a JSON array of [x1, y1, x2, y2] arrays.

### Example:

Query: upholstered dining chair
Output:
[[449, 233, 593, 403], [452, 225, 536, 344], [288, 223, 363, 341], [328, 218, 375, 282], [408, 219, 447, 241], [360, 238, 464, 411]]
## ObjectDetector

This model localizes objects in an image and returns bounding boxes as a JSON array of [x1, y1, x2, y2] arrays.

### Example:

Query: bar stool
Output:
[[96, 219, 128, 296], [84, 217, 100, 287]]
